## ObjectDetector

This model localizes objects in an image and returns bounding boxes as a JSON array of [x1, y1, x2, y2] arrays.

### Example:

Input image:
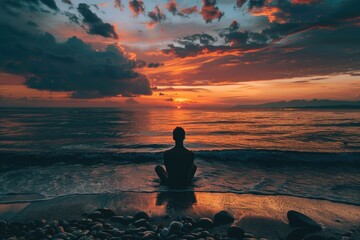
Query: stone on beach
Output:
[[134, 211, 150, 221], [169, 221, 183, 232], [287, 210, 322, 232], [227, 225, 245, 238], [286, 227, 306, 240], [196, 218, 214, 229], [213, 210, 235, 225], [95, 208, 116, 218], [86, 210, 102, 219]]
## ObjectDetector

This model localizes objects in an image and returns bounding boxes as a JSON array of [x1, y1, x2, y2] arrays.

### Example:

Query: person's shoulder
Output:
[[164, 148, 175, 157], [185, 148, 195, 158]]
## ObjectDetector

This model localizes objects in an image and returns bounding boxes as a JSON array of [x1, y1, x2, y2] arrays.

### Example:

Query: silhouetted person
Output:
[[155, 127, 197, 188]]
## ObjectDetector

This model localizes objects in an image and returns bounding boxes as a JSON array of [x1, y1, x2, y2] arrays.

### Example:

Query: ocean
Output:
[[0, 108, 359, 205]]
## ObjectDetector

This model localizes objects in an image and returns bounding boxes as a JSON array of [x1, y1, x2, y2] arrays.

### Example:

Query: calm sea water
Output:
[[1, 108, 360, 153], [0, 108, 359, 205]]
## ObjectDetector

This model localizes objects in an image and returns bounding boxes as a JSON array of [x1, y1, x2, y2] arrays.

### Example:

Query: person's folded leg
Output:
[[155, 165, 168, 184]]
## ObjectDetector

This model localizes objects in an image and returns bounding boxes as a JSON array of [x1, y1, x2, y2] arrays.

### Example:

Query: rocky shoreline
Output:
[[0, 208, 352, 240]]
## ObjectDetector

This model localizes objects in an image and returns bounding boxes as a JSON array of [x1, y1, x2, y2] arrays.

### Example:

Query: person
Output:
[[155, 127, 197, 188]]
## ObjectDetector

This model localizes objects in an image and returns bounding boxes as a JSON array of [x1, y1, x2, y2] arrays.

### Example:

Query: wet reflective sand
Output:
[[1, 192, 359, 238]]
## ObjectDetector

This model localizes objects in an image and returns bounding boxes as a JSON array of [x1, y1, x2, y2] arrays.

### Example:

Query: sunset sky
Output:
[[0, 0, 359, 108]]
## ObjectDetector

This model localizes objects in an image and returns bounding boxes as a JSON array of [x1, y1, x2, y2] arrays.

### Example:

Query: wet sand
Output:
[[1, 192, 360, 239]]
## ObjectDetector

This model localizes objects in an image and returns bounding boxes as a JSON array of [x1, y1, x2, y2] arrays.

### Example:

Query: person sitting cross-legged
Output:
[[155, 127, 197, 188]]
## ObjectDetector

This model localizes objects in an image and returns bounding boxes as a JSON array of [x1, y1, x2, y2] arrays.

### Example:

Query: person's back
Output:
[[155, 127, 197, 188], [164, 146, 194, 186]]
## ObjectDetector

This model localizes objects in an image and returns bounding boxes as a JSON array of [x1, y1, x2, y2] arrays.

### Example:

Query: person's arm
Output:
[[163, 151, 169, 170]]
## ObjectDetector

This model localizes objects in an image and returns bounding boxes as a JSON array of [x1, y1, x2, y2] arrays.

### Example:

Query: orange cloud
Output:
[[250, 6, 287, 23], [200, 0, 224, 23], [291, 0, 322, 4]]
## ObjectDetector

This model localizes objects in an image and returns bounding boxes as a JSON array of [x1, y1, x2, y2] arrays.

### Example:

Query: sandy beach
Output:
[[1, 192, 359, 239]]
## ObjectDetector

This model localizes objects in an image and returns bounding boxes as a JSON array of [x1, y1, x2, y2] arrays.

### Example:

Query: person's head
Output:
[[173, 127, 185, 143]]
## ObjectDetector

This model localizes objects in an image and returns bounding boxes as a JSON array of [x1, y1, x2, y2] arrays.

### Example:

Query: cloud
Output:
[[0, 0, 59, 12], [200, 0, 224, 23], [229, 20, 240, 32], [62, 0, 72, 5], [248, 0, 267, 9], [77, 3, 118, 39], [128, 0, 145, 17], [236, 0, 247, 8], [165, 0, 198, 17], [147, 5, 166, 28], [249, 6, 285, 23], [114, 0, 124, 11], [0, 24, 152, 98], [27, 21, 38, 27], [291, 0, 322, 4], [179, 6, 198, 16], [148, 62, 164, 68], [165, 0, 178, 16], [155, 0, 360, 86]]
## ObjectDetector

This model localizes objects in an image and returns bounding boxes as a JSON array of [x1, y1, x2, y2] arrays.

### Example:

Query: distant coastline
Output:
[[233, 99, 360, 109]]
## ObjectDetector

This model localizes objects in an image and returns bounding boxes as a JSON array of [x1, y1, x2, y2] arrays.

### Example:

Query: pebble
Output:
[[0, 208, 341, 240], [111, 215, 124, 222], [287, 210, 322, 232], [160, 227, 170, 237], [87, 210, 102, 219], [90, 223, 103, 231], [213, 210, 235, 225], [169, 221, 183, 232], [96, 208, 116, 218], [304, 235, 327, 240], [134, 211, 150, 221], [244, 233, 254, 238], [196, 218, 214, 229], [0, 219, 8, 230], [286, 227, 306, 240], [227, 225, 244, 238], [133, 218, 148, 227], [123, 216, 135, 225]]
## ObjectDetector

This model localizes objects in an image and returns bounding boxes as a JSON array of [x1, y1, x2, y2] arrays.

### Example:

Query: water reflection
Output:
[[156, 191, 197, 214]]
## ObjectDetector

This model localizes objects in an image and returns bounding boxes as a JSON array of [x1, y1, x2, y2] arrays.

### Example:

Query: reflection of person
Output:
[[155, 127, 197, 188], [156, 191, 197, 212]]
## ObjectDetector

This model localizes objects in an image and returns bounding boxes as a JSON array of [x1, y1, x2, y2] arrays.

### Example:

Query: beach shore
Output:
[[1, 192, 359, 239]]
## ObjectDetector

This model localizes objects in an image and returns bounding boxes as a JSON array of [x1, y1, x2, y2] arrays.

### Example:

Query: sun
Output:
[[177, 105, 182, 109]]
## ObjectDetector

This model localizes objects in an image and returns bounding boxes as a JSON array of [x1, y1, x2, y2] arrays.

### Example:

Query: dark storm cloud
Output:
[[77, 3, 118, 39], [200, 0, 224, 23], [247, 0, 267, 9], [128, 0, 145, 17], [160, 0, 360, 84], [163, 33, 223, 58], [0, 24, 152, 98], [164, 0, 360, 58], [0, 0, 58, 12]]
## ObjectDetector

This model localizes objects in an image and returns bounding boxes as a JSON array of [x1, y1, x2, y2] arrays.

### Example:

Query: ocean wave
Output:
[[1, 149, 359, 166]]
